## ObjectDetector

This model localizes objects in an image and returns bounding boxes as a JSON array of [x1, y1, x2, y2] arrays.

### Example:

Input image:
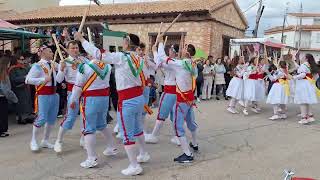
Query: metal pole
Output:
[[298, 3, 303, 49], [253, 0, 263, 37], [281, 3, 289, 43]]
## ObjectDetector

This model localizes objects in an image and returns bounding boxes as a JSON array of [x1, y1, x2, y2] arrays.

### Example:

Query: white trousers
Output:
[[202, 77, 213, 99]]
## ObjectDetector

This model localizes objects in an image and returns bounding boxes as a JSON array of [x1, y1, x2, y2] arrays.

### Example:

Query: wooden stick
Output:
[[155, 22, 163, 45], [87, 27, 93, 44], [115, 41, 119, 52], [178, 33, 184, 58], [161, 13, 182, 35], [163, 36, 168, 46], [53, 50, 58, 62], [78, 7, 89, 33], [59, 44, 69, 55], [52, 34, 64, 62]]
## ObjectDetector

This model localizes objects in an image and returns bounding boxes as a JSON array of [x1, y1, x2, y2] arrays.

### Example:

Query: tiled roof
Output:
[[4, 0, 227, 21], [288, 13, 320, 18], [265, 25, 320, 34]]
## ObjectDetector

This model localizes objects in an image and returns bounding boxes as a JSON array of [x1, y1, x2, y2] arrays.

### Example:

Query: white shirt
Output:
[[25, 59, 58, 86], [70, 60, 111, 103], [294, 62, 312, 80], [234, 64, 246, 78], [56, 55, 79, 84], [203, 64, 214, 79], [82, 40, 142, 91], [141, 56, 157, 79], [268, 68, 287, 81], [154, 42, 177, 86]]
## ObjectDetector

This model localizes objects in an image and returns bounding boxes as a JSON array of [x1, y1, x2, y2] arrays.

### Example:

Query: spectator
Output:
[[208, 55, 216, 97], [0, 56, 18, 137], [224, 56, 233, 100], [195, 58, 204, 102], [9, 55, 34, 124], [214, 58, 227, 100], [202, 59, 214, 100]]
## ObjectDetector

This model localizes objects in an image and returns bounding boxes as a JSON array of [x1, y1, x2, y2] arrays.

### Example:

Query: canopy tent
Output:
[[0, 28, 50, 40], [0, 19, 19, 29], [0, 27, 50, 52]]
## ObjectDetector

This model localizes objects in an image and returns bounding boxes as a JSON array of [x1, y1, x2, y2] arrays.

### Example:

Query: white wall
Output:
[[265, 31, 297, 47], [310, 31, 320, 48]]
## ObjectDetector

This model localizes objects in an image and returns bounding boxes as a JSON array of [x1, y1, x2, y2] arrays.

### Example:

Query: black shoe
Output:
[[25, 118, 34, 124], [225, 96, 229, 100], [189, 142, 199, 151], [0, 132, 9, 137], [17, 117, 27, 125], [174, 153, 193, 163], [216, 97, 220, 100]]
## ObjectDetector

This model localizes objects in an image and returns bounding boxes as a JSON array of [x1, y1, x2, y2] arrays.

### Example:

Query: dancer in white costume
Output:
[[243, 57, 264, 115], [226, 56, 246, 114], [293, 54, 319, 125], [266, 61, 290, 120]]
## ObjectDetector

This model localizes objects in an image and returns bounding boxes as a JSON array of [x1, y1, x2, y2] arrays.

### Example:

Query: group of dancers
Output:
[[24, 29, 199, 176], [226, 54, 319, 124]]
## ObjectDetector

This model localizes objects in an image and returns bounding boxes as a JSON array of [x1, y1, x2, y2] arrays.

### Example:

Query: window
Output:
[[283, 35, 287, 44], [317, 33, 320, 43]]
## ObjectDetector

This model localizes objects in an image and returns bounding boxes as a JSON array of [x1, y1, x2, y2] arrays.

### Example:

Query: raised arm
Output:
[[56, 63, 66, 83], [70, 67, 89, 104], [25, 64, 46, 86]]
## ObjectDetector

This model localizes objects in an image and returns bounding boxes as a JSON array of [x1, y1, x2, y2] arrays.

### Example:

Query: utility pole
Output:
[[281, 2, 289, 43], [298, 2, 303, 49], [253, 0, 265, 38]]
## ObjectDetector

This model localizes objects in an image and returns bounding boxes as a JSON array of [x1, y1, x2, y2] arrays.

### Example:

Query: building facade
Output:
[[3, 0, 247, 58], [264, 13, 320, 61]]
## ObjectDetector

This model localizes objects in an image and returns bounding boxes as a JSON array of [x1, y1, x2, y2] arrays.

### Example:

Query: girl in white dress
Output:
[[243, 57, 262, 115], [293, 54, 319, 124], [266, 61, 290, 120], [226, 56, 246, 114]]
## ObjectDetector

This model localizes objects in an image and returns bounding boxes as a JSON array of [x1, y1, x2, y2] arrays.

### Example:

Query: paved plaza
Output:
[[1, 100, 320, 180]]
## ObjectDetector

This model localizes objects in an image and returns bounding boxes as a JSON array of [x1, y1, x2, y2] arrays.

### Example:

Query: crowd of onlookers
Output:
[[195, 55, 234, 102]]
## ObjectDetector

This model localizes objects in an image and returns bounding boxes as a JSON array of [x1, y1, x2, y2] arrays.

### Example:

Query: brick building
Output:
[[3, 0, 247, 58]]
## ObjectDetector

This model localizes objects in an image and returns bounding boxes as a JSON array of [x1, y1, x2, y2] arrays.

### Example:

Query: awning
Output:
[[0, 19, 19, 29], [0, 28, 50, 40]]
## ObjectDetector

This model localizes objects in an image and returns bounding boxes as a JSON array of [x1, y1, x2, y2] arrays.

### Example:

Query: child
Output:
[[226, 56, 246, 114], [266, 61, 290, 120], [293, 54, 319, 124]]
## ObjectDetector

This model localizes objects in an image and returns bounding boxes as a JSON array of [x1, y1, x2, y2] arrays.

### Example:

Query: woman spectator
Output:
[[202, 59, 214, 100], [9, 55, 34, 124], [214, 58, 227, 100], [0, 56, 18, 137], [224, 56, 233, 100], [196, 58, 204, 102]]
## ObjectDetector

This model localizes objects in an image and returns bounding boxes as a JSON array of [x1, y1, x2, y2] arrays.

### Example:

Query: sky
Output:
[[59, 0, 320, 37]]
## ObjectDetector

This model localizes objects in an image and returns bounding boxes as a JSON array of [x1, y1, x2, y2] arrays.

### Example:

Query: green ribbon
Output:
[[87, 61, 110, 80], [182, 59, 195, 76], [124, 52, 143, 77]]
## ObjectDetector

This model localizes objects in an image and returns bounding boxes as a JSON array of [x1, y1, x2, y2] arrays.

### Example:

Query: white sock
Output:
[[307, 104, 312, 116], [178, 136, 191, 156], [273, 105, 279, 115], [229, 98, 237, 108], [300, 104, 308, 118], [31, 125, 40, 143], [191, 130, 198, 146], [124, 144, 138, 167], [141, 116, 148, 134], [85, 134, 97, 160], [100, 127, 115, 149], [151, 120, 164, 137], [136, 134, 147, 156], [43, 124, 53, 141], [56, 126, 66, 143]]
